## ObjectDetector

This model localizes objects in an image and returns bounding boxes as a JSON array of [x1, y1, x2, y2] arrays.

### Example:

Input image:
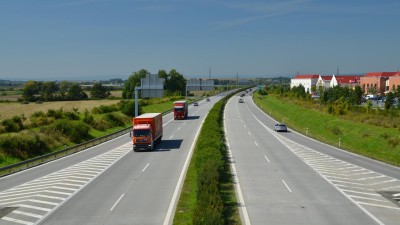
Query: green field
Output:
[[253, 93, 400, 166]]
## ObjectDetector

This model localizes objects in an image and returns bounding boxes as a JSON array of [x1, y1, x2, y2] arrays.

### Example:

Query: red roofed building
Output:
[[330, 75, 361, 89], [290, 74, 320, 93], [388, 72, 400, 93], [360, 72, 399, 94], [316, 75, 333, 90]]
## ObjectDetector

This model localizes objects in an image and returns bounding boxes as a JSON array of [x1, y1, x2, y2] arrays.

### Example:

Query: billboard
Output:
[[141, 74, 165, 98], [187, 79, 215, 91]]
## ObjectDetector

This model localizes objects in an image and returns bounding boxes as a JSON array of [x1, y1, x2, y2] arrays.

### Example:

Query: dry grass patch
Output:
[[0, 100, 120, 120]]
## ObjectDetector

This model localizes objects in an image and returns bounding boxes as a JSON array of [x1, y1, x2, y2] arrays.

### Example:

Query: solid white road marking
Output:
[[110, 194, 125, 211], [163, 111, 209, 225], [282, 180, 292, 193]]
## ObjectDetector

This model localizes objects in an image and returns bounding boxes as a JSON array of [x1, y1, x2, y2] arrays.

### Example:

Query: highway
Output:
[[224, 92, 400, 225], [0, 94, 224, 225]]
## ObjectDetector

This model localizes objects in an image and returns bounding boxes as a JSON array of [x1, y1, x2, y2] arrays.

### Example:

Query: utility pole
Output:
[[236, 73, 239, 88], [209, 67, 211, 79]]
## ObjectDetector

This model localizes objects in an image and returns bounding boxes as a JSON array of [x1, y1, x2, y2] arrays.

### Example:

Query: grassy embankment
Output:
[[253, 93, 400, 167], [0, 96, 186, 167], [174, 93, 241, 225]]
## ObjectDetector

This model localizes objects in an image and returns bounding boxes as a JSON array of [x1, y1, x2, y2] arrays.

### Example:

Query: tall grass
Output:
[[253, 93, 400, 166]]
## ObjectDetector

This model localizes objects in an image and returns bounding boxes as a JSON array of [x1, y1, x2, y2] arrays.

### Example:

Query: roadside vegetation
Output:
[[174, 91, 241, 225], [253, 86, 400, 166], [0, 95, 189, 167]]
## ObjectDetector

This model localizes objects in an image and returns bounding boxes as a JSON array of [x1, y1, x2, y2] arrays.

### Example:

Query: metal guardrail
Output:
[[0, 108, 174, 178], [0, 127, 132, 178]]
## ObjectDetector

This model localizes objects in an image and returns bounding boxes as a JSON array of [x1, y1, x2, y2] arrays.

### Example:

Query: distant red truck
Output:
[[173, 100, 188, 120], [132, 113, 163, 151]]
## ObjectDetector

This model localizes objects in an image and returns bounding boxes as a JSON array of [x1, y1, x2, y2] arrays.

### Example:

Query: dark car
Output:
[[206, 98, 210, 102], [274, 124, 287, 132], [193, 102, 199, 106]]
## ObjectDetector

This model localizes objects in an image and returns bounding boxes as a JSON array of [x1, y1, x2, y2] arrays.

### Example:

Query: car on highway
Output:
[[274, 123, 287, 132], [193, 102, 199, 106], [238, 98, 244, 103], [206, 98, 210, 102]]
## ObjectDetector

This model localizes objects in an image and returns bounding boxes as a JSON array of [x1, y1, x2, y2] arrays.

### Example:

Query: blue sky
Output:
[[1, 0, 399, 80]]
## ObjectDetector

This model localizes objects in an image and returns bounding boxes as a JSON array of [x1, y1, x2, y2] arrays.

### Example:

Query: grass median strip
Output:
[[173, 94, 241, 225]]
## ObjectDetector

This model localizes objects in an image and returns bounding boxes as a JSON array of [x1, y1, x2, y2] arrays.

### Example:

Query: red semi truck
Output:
[[173, 100, 188, 120], [132, 113, 163, 151]]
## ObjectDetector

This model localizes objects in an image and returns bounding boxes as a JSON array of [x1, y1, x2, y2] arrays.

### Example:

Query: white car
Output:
[[274, 124, 287, 132]]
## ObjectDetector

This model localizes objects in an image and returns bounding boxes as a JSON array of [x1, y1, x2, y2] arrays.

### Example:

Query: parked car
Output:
[[274, 124, 287, 132], [193, 102, 199, 106]]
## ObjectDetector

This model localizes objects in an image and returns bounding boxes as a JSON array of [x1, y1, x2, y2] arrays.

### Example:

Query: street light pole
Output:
[[135, 86, 141, 117]]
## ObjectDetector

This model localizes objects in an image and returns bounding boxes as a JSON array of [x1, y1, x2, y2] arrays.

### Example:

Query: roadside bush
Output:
[[83, 109, 94, 125], [119, 100, 142, 117], [2, 116, 24, 132], [0, 130, 50, 159], [47, 119, 90, 142], [31, 111, 46, 118], [64, 111, 80, 120], [103, 113, 126, 127], [90, 118, 113, 131], [91, 104, 119, 114], [47, 108, 64, 119], [30, 116, 54, 127], [0, 124, 6, 134]]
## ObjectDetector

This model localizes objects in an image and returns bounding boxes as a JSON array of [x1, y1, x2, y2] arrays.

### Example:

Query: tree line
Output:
[[122, 69, 186, 99], [21, 68, 187, 102], [22, 81, 111, 102]]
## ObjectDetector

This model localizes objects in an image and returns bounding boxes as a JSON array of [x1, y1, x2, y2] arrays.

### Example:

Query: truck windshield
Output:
[[134, 129, 150, 137], [174, 108, 184, 112]]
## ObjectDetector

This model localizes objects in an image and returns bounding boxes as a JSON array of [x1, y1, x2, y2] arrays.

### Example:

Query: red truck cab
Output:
[[173, 100, 188, 120], [132, 113, 163, 151]]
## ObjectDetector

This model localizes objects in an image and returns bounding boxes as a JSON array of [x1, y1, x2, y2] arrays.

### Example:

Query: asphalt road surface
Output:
[[0, 94, 225, 225], [224, 92, 400, 225]]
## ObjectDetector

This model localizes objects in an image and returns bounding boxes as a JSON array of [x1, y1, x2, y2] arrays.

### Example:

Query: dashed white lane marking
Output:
[[247, 103, 400, 224], [254, 141, 258, 147], [282, 180, 292, 193], [264, 155, 270, 163], [248, 131, 251, 136], [142, 163, 150, 172], [110, 194, 125, 211], [0, 143, 131, 225]]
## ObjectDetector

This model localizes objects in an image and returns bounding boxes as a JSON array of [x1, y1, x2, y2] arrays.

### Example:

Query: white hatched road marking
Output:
[[247, 105, 400, 225], [0, 143, 131, 225], [1, 216, 33, 225]]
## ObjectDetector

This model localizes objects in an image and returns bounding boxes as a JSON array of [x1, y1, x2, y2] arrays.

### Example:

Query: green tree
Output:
[[385, 92, 395, 111], [67, 84, 88, 100], [122, 69, 148, 99], [162, 69, 186, 96], [350, 85, 363, 105], [90, 83, 111, 99], [41, 81, 59, 101], [59, 81, 73, 100], [22, 80, 41, 101]]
